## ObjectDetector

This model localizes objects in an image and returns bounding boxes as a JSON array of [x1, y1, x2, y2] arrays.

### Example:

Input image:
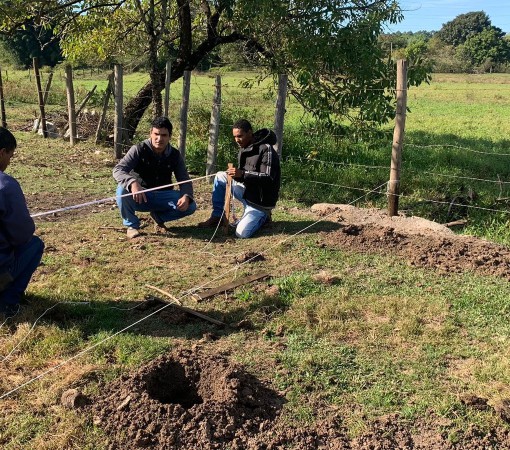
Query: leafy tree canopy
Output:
[[436, 11, 493, 47], [0, 22, 62, 68], [0, 0, 431, 137]]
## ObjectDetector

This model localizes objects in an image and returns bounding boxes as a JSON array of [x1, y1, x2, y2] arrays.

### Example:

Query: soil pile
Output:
[[312, 204, 510, 279]]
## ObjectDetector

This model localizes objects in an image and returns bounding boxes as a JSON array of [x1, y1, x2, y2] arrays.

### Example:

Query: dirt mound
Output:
[[89, 347, 510, 449], [90, 347, 354, 449], [90, 347, 284, 449], [312, 204, 510, 280]]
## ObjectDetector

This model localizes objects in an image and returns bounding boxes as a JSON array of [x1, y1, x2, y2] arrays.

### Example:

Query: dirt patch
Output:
[[90, 347, 285, 449], [312, 204, 510, 280], [89, 347, 510, 449]]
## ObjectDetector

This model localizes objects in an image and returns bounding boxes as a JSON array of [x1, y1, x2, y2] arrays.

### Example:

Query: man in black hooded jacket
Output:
[[199, 119, 280, 238]]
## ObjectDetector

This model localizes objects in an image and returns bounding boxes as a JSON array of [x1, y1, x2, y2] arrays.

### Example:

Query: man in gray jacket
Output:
[[113, 117, 196, 238]]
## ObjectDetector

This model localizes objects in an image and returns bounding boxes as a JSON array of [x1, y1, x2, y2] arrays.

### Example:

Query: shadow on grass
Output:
[[147, 218, 342, 241]]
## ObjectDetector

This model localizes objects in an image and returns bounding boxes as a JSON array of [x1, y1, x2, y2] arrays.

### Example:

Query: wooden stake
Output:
[[145, 285, 225, 326], [206, 74, 221, 182], [145, 284, 182, 306], [0, 66, 7, 128], [95, 73, 113, 144], [65, 65, 77, 145], [388, 59, 408, 216], [195, 272, 270, 301], [33, 58, 47, 138], [224, 163, 233, 233]]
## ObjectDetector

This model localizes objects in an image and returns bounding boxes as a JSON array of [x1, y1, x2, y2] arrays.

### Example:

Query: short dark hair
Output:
[[151, 116, 173, 135], [0, 127, 17, 152], [232, 119, 252, 133]]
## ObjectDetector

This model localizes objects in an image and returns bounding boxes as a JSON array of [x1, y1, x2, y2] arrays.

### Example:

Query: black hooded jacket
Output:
[[236, 128, 281, 209]]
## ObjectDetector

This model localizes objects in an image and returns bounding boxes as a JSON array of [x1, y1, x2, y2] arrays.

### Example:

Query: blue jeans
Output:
[[116, 185, 196, 229], [0, 235, 44, 310], [212, 172, 268, 239]]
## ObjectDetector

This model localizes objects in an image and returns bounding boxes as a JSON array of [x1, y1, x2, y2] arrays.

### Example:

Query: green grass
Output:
[[1, 71, 510, 447]]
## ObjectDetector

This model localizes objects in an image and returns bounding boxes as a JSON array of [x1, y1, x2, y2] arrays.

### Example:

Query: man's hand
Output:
[[130, 181, 147, 204], [176, 195, 190, 211], [226, 166, 243, 178]]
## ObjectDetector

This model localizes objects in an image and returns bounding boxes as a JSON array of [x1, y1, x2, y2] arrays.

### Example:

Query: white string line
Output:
[[396, 193, 510, 215], [0, 180, 387, 400], [405, 143, 510, 157], [1, 302, 84, 361], [0, 300, 148, 361], [292, 156, 510, 185], [30, 174, 213, 218], [305, 179, 510, 216]]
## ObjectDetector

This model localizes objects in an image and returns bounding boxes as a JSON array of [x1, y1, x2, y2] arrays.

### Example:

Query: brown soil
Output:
[[311, 203, 510, 280], [90, 347, 510, 450]]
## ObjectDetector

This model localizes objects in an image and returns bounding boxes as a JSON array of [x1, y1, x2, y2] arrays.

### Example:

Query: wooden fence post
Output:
[[0, 66, 6, 128], [63, 85, 96, 135], [95, 73, 113, 144], [388, 59, 408, 216], [206, 75, 221, 182], [33, 58, 47, 138], [179, 70, 191, 160], [114, 64, 124, 159], [34, 72, 54, 132], [274, 73, 288, 158], [65, 65, 77, 145], [164, 60, 172, 117]]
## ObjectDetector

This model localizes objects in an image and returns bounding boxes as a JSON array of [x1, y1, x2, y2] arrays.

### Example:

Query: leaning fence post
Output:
[[206, 75, 221, 182], [164, 60, 172, 117], [33, 58, 47, 138], [0, 66, 6, 127], [179, 70, 191, 161], [114, 64, 124, 159], [95, 73, 113, 144], [65, 65, 77, 145], [274, 73, 288, 158], [34, 72, 54, 132], [388, 59, 408, 217]]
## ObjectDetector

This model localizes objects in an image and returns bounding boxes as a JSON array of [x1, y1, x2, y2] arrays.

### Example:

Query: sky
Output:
[[385, 0, 510, 34]]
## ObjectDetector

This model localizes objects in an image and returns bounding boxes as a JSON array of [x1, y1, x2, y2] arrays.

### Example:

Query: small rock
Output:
[[61, 388, 89, 409]]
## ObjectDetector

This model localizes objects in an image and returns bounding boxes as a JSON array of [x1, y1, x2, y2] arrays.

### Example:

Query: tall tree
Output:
[[436, 11, 491, 47], [0, 0, 430, 140]]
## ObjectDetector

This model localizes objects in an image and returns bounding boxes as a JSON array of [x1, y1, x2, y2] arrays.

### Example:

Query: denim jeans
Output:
[[116, 185, 196, 229], [211, 171, 268, 239], [0, 235, 44, 310]]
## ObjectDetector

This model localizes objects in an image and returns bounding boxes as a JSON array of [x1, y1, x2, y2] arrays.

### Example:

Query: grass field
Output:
[[1, 70, 510, 448]]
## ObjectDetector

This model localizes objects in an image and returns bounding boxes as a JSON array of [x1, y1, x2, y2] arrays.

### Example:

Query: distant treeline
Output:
[[380, 11, 510, 73]]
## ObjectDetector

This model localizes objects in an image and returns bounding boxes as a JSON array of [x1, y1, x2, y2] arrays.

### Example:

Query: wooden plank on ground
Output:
[[195, 272, 270, 301], [145, 285, 225, 326]]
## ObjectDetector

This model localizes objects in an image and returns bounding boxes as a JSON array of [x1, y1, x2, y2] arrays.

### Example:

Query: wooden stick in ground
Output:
[[145, 284, 183, 306], [224, 162, 233, 233], [145, 285, 226, 326]]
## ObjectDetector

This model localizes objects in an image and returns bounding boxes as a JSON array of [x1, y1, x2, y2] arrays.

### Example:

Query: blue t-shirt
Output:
[[0, 171, 35, 267]]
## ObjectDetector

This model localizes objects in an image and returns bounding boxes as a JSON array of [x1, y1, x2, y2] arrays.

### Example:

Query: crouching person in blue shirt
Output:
[[113, 117, 196, 239], [0, 127, 44, 317]]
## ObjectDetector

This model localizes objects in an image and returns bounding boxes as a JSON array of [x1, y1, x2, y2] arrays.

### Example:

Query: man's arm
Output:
[[112, 144, 142, 191], [0, 178, 35, 247]]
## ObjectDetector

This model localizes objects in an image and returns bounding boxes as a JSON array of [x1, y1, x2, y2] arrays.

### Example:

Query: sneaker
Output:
[[198, 215, 228, 228], [126, 227, 140, 239], [150, 212, 169, 233]]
